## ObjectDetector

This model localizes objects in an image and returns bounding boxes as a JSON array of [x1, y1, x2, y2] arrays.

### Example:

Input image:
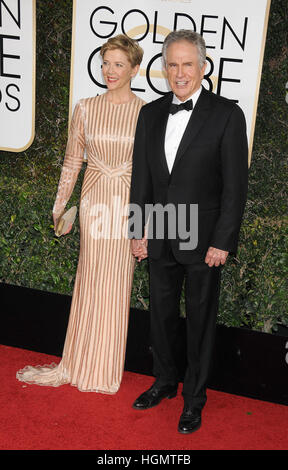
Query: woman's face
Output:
[[102, 48, 139, 92]]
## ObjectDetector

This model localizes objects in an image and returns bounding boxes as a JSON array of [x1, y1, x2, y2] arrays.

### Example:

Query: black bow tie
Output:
[[169, 99, 193, 115]]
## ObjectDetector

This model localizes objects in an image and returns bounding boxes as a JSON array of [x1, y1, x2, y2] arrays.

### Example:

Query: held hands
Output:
[[205, 246, 229, 267], [131, 241, 228, 265], [131, 237, 148, 262]]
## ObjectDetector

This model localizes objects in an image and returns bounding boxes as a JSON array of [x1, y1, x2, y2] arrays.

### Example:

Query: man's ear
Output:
[[201, 61, 207, 78]]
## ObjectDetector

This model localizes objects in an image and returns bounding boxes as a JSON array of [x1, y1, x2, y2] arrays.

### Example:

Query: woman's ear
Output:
[[131, 64, 140, 78]]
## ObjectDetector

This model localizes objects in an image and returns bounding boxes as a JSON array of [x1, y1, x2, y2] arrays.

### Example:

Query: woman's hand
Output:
[[53, 213, 73, 236], [131, 238, 148, 262]]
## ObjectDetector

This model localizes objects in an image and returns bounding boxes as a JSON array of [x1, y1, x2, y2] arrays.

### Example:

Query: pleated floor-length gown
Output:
[[16, 93, 145, 393]]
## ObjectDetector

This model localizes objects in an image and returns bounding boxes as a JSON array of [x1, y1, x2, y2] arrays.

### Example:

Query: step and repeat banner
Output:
[[70, 0, 271, 165], [0, 0, 36, 152], [0, 0, 271, 161]]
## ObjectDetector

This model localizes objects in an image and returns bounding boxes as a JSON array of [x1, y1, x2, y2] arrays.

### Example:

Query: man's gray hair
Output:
[[162, 30, 206, 69]]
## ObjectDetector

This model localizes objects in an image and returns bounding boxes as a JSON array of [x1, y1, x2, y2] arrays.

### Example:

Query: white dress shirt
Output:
[[164, 87, 202, 173]]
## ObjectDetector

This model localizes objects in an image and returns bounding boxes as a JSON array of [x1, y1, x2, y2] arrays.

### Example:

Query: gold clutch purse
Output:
[[55, 206, 77, 237]]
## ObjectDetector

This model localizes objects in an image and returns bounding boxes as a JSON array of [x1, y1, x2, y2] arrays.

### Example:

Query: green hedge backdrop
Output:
[[0, 0, 287, 334]]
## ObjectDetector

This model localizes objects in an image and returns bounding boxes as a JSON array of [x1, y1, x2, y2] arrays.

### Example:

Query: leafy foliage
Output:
[[0, 0, 287, 333]]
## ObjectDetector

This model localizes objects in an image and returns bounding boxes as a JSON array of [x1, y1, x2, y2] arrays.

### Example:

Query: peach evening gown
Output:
[[16, 93, 145, 393]]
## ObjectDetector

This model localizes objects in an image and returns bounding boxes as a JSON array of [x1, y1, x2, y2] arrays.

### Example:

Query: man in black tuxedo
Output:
[[129, 30, 248, 433]]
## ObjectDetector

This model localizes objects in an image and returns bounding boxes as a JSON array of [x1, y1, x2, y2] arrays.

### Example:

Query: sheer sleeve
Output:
[[53, 100, 86, 217]]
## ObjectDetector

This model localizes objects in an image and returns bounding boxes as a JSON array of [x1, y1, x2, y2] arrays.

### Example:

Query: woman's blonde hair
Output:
[[100, 34, 144, 68]]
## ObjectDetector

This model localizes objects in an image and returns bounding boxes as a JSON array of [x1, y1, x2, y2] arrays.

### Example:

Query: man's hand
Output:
[[131, 238, 148, 262], [205, 246, 228, 267]]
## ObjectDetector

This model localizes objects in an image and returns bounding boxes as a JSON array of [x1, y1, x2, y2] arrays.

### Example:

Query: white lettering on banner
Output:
[[71, 0, 271, 164], [0, 0, 36, 152], [83, 5, 249, 97]]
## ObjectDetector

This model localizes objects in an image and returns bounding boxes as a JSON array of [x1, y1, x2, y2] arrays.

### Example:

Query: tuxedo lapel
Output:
[[171, 88, 212, 173], [152, 93, 173, 178]]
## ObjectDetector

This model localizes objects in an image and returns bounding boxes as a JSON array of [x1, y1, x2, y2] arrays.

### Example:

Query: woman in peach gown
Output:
[[16, 35, 146, 394]]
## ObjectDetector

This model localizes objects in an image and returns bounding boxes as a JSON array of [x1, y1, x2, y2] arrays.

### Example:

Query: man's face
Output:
[[165, 40, 207, 102]]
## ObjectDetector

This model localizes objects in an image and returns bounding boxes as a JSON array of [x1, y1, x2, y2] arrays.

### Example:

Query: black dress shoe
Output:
[[178, 406, 201, 434], [132, 383, 178, 410]]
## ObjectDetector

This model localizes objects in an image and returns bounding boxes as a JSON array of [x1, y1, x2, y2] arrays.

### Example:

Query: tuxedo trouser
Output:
[[149, 240, 222, 411]]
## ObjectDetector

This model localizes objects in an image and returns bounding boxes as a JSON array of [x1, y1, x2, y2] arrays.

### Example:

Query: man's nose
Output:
[[176, 65, 184, 77]]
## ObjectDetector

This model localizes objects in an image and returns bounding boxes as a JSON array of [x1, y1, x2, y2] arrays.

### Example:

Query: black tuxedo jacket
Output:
[[129, 87, 248, 263]]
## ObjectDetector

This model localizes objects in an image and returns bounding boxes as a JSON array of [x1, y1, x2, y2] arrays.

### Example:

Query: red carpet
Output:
[[1, 344, 287, 451]]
